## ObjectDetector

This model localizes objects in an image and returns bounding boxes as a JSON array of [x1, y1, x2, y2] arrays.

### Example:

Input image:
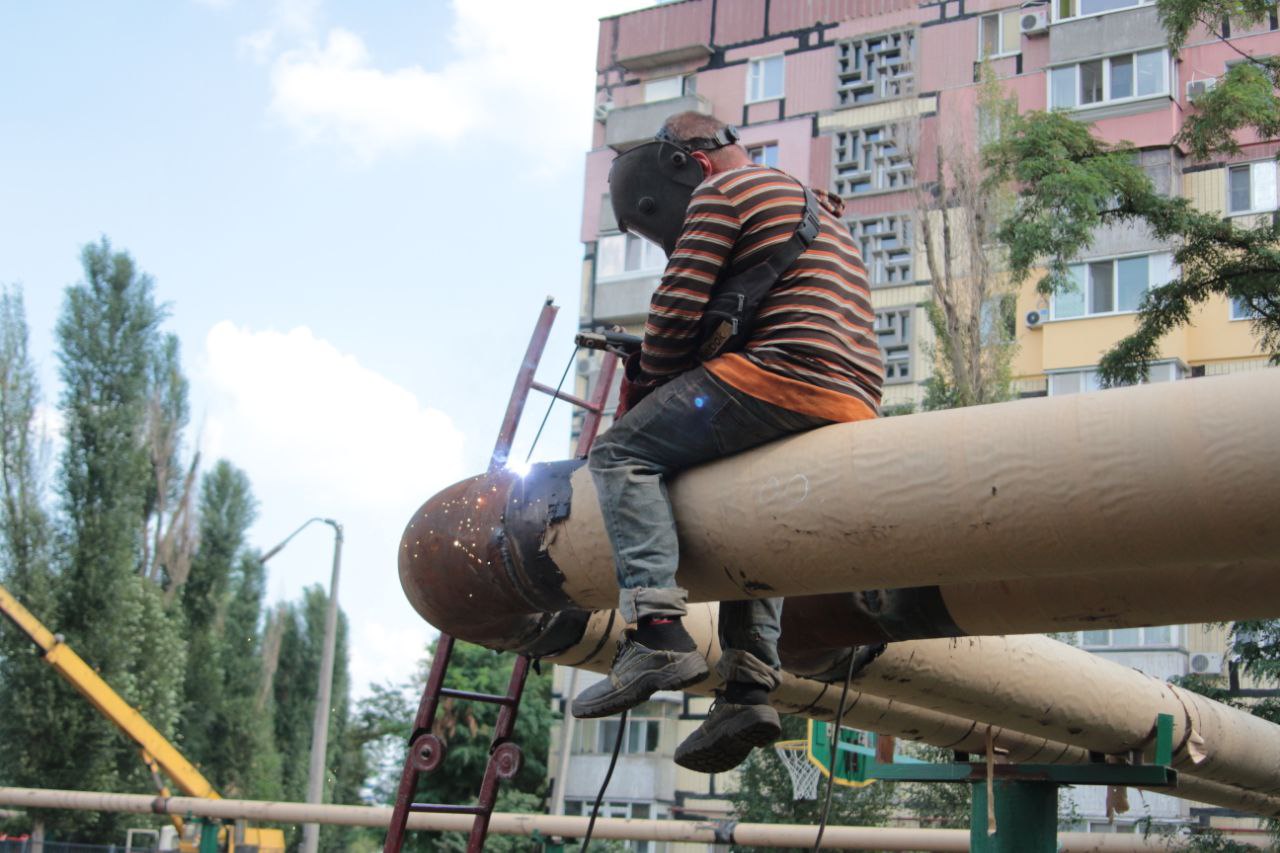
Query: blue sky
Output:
[[0, 0, 648, 695]]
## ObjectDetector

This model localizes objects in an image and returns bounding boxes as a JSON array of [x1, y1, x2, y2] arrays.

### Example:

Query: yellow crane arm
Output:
[[0, 584, 220, 801]]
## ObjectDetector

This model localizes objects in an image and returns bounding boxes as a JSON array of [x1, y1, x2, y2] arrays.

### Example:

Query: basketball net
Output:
[[773, 739, 820, 800]]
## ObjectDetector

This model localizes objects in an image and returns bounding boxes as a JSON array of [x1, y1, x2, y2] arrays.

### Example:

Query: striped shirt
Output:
[[639, 165, 884, 421]]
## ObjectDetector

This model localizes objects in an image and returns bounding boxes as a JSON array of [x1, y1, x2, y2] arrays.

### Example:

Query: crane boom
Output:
[[0, 583, 219, 801]]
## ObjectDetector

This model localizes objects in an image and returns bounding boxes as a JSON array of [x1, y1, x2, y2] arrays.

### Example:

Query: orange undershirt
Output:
[[706, 353, 878, 424]]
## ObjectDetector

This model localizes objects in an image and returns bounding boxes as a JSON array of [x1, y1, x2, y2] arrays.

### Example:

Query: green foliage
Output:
[[0, 286, 66, 836], [894, 743, 971, 829], [726, 715, 896, 852]]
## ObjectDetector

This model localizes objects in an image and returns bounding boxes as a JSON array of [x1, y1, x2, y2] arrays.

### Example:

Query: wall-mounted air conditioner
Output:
[[1186, 78, 1217, 101], [1189, 652, 1224, 674], [1020, 10, 1049, 36], [1025, 309, 1047, 329]]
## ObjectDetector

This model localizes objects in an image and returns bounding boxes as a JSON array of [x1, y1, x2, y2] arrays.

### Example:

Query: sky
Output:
[[0, 0, 650, 697]]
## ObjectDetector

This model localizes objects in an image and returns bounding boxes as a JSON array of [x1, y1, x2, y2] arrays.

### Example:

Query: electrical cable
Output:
[[812, 652, 858, 852], [525, 346, 579, 463], [580, 708, 628, 851]]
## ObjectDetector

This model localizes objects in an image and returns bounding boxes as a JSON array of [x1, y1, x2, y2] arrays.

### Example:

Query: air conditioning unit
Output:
[[1189, 652, 1224, 675], [593, 102, 614, 122], [1025, 309, 1047, 328], [1186, 78, 1217, 101], [1020, 10, 1050, 36]]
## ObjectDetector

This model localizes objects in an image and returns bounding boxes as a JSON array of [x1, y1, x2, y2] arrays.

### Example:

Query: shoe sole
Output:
[[571, 661, 709, 719], [674, 716, 781, 774]]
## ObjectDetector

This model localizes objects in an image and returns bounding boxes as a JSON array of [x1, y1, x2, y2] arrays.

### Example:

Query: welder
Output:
[[571, 111, 885, 773]]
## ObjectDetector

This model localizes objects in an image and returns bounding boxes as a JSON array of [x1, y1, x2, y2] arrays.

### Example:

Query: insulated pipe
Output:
[[831, 634, 1280, 797], [538, 607, 1280, 818], [400, 370, 1280, 636], [2, 786, 1239, 851], [777, 558, 1280, 649]]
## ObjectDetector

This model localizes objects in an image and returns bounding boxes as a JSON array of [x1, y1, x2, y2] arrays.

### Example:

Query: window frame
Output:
[[1077, 624, 1179, 648], [746, 54, 785, 104], [1048, 252, 1171, 321], [1231, 296, 1262, 321], [977, 11, 1021, 60], [748, 142, 780, 168], [1046, 359, 1184, 395], [643, 75, 687, 104], [1226, 160, 1279, 216], [1047, 48, 1171, 111], [1054, 0, 1155, 24], [595, 232, 667, 281]]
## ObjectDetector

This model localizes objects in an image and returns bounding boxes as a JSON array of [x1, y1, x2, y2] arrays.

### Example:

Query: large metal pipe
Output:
[[400, 370, 1280, 640], [538, 606, 1280, 818], [1, 787, 1266, 851], [833, 634, 1280, 796]]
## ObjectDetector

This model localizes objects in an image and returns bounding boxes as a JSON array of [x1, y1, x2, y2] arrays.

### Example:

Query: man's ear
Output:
[[690, 150, 714, 176]]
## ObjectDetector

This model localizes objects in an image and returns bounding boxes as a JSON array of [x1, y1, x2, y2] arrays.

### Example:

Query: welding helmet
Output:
[[608, 124, 740, 257]]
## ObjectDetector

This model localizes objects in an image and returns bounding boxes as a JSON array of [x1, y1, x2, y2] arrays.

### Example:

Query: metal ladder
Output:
[[383, 298, 623, 853]]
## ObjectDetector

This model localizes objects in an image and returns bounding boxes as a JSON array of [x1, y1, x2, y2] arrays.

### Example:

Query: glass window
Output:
[[980, 14, 1001, 57], [1079, 60, 1104, 104], [1054, 265, 1087, 318], [1229, 165, 1254, 212], [597, 233, 665, 279], [1051, 66, 1076, 108], [1110, 54, 1134, 99], [1232, 297, 1260, 320], [1082, 629, 1109, 645], [748, 55, 784, 102], [749, 143, 779, 168], [1111, 627, 1141, 645], [1145, 625, 1172, 644], [1088, 261, 1114, 313], [1135, 50, 1164, 96], [1116, 256, 1148, 311]]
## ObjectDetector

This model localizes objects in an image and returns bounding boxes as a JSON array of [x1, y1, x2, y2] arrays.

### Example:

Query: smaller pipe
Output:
[[0, 787, 1253, 851]]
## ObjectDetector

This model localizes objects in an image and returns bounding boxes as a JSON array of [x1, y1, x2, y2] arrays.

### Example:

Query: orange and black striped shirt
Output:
[[639, 165, 883, 422]]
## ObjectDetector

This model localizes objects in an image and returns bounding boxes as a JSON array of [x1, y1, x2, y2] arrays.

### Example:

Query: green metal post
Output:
[[198, 820, 221, 853], [970, 780, 1058, 853]]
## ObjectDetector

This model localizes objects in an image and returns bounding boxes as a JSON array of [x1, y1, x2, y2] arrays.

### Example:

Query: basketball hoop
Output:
[[774, 739, 820, 800]]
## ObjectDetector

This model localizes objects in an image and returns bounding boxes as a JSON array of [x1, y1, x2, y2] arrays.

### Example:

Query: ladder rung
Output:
[[409, 803, 486, 815], [439, 687, 517, 705], [530, 381, 601, 412]]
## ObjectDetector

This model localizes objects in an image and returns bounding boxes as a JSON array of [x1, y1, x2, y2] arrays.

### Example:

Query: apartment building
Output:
[[555, 0, 1278, 845]]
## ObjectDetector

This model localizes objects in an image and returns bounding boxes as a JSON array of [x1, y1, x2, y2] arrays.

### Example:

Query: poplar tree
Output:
[[53, 239, 187, 836], [0, 287, 64, 843]]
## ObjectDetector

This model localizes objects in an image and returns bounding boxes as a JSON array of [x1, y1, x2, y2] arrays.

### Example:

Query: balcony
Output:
[[605, 93, 711, 151]]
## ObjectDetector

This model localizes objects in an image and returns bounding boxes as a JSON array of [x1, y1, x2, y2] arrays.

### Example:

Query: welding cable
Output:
[[580, 708, 628, 851], [812, 653, 857, 852], [525, 346, 580, 464]]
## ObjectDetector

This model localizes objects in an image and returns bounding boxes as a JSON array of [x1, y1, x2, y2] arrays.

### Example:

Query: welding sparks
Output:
[[507, 459, 533, 478]]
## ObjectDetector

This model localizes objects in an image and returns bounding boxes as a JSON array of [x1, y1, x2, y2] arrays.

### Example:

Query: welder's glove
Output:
[[614, 351, 656, 421]]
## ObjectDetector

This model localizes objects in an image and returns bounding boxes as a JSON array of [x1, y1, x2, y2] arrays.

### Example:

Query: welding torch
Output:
[[574, 328, 641, 358]]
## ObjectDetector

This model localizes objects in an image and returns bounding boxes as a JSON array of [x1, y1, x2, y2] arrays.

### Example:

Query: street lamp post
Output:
[[261, 517, 344, 853]]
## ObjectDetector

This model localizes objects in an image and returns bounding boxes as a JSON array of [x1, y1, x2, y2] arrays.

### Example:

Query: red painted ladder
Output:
[[383, 299, 622, 853]]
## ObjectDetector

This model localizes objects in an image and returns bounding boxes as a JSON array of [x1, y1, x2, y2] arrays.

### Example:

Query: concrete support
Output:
[[0, 786, 1262, 850]]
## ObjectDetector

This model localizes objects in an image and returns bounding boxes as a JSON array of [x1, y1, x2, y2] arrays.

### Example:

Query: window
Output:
[[571, 700, 671, 754], [1049, 50, 1169, 109], [978, 12, 1021, 59], [1047, 360, 1183, 394], [833, 125, 913, 195], [1231, 297, 1262, 320], [837, 31, 914, 105], [1050, 253, 1173, 319], [748, 143, 779, 168], [875, 308, 912, 383], [1080, 625, 1176, 647], [644, 75, 686, 103], [747, 55, 784, 102], [1056, 0, 1154, 20], [1227, 161, 1278, 214], [848, 214, 913, 285], [596, 232, 666, 279]]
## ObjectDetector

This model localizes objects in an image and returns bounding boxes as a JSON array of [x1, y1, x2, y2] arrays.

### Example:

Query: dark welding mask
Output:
[[608, 124, 741, 256]]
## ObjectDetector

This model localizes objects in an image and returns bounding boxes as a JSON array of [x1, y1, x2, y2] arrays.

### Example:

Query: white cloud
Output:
[[258, 0, 652, 166], [197, 322, 467, 697], [199, 321, 466, 508]]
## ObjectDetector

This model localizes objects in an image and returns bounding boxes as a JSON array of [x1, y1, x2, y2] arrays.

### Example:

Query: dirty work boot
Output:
[[572, 634, 708, 719], [674, 685, 780, 773]]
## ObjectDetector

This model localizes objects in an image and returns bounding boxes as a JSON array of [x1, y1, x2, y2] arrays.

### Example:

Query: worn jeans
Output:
[[588, 366, 831, 691]]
